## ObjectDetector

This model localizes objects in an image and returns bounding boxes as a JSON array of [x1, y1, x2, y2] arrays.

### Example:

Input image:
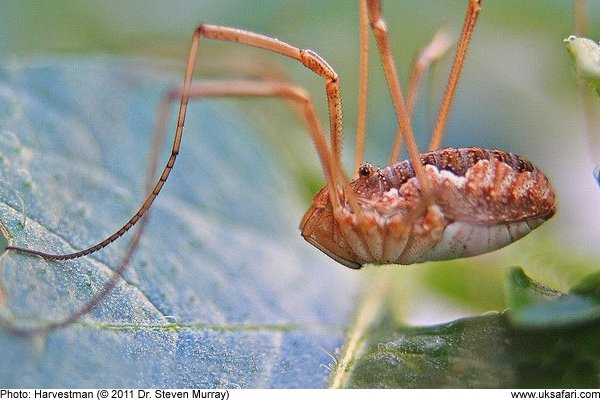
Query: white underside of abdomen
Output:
[[412, 218, 546, 263]]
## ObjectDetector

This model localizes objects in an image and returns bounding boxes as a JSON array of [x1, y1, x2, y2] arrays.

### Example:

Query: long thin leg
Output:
[[388, 29, 453, 164], [6, 24, 349, 262], [354, 0, 370, 172], [184, 80, 340, 201], [407, 31, 454, 118], [3, 206, 150, 335], [574, 0, 589, 35], [2, 79, 340, 335], [428, 0, 482, 151], [365, 0, 432, 201]]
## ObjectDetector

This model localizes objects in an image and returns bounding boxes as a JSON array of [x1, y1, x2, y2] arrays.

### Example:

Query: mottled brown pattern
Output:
[[354, 148, 535, 195], [349, 147, 554, 223]]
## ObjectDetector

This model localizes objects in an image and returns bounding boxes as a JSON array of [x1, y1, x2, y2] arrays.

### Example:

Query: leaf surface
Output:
[[333, 268, 600, 388], [0, 58, 362, 388]]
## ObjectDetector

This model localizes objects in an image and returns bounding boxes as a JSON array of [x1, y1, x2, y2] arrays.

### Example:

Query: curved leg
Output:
[[4, 25, 352, 334], [2, 78, 344, 335], [6, 24, 348, 262], [2, 203, 150, 335]]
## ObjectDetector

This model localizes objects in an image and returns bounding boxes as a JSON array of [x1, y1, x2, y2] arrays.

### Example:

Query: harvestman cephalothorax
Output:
[[3, 0, 556, 334]]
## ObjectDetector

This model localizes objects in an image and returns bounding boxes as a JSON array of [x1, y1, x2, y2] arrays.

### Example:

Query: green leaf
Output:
[[331, 269, 600, 388], [506, 267, 564, 311], [570, 270, 600, 302], [336, 311, 515, 388], [507, 267, 600, 328], [0, 58, 362, 388]]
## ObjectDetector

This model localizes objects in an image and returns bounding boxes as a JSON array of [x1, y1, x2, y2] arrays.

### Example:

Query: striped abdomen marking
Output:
[[355, 148, 535, 195]]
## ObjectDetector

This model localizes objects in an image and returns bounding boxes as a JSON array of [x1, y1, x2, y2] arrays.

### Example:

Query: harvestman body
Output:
[[302, 148, 554, 269], [4, 0, 555, 333]]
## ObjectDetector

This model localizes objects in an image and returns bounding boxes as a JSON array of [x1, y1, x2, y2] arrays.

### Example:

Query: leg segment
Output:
[[388, 29, 454, 164], [428, 0, 482, 151], [574, 0, 589, 38], [354, 0, 370, 172], [407, 31, 454, 118], [2, 205, 150, 335], [166, 80, 341, 204], [365, 0, 432, 201]]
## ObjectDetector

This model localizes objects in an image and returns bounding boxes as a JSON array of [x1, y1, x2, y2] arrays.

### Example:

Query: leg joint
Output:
[[300, 49, 338, 81]]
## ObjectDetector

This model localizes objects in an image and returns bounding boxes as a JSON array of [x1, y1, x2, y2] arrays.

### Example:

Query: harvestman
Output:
[[3, 0, 555, 334]]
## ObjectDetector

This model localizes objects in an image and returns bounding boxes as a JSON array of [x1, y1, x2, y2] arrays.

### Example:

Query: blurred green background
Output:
[[1, 0, 600, 325]]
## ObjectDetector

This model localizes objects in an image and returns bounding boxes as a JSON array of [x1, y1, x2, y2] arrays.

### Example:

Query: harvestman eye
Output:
[[4, 0, 555, 333], [358, 164, 374, 178]]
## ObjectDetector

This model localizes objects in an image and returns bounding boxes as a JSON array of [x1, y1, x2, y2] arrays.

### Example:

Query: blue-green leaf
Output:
[[0, 58, 362, 388]]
